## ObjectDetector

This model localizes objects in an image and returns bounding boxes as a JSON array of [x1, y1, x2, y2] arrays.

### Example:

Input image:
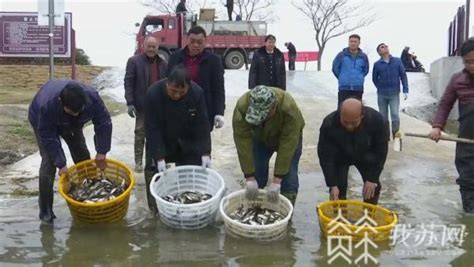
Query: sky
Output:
[[0, 0, 467, 70]]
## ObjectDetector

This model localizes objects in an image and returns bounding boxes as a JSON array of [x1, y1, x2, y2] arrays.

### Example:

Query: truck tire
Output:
[[224, 51, 245, 69], [158, 49, 170, 63]]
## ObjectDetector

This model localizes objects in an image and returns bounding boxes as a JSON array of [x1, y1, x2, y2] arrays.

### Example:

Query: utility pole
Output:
[[48, 0, 54, 80]]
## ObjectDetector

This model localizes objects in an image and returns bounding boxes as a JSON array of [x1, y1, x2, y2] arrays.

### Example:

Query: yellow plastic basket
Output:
[[317, 200, 398, 242], [58, 159, 135, 223]]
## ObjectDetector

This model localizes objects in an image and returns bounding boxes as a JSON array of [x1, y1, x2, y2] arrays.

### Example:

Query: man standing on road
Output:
[[430, 38, 474, 213], [332, 34, 369, 107], [249, 34, 286, 90], [318, 98, 388, 204], [167, 26, 225, 133], [145, 67, 211, 213], [124, 36, 167, 173], [233, 85, 304, 206], [29, 80, 112, 223], [285, 42, 297, 71], [372, 43, 409, 139]]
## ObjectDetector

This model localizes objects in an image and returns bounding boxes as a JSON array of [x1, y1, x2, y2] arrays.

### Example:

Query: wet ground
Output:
[[1, 70, 473, 266]]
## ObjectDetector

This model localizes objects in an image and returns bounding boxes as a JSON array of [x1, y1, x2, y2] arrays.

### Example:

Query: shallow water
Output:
[[1, 155, 473, 266]]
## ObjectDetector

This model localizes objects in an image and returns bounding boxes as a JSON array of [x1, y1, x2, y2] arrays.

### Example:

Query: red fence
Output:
[[448, 0, 471, 56]]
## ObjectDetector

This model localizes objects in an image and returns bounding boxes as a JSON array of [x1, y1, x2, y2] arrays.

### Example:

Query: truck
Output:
[[134, 9, 267, 69]]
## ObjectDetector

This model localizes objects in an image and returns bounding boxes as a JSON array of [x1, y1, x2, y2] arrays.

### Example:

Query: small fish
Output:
[[68, 176, 127, 203], [229, 205, 285, 226], [162, 191, 213, 204]]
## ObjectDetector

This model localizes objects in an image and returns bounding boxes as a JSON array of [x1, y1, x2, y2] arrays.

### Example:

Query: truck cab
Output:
[[135, 10, 266, 69]]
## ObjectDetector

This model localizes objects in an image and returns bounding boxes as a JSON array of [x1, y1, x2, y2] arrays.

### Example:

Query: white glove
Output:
[[403, 93, 408, 100], [201, 155, 211, 168], [245, 178, 259, 200], [214, 115, 225, 129], [157, 159, 166, 173], [127, 105, 136, 118], [267, 182, 281, 203]]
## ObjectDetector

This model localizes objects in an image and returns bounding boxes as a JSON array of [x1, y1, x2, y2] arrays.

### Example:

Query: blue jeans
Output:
[[252, 137, 302, 194], [377, 93, 400, 135]]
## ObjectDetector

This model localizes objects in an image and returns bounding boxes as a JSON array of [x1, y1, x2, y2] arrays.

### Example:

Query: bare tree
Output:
[[141, 0, 220, 14], [221, 0, 277, 21], [293, 0, 375, 71]]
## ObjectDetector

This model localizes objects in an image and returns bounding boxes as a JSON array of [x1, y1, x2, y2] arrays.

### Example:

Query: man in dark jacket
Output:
[[249, 34, 286, 90], [167, 26, 225, 132], [225, 0, 234, 21], [285, 42, 297, 71], [332, 34, 369, 107], [317, 98, 388, 204], [176, 0, 187, 14], [372, 43, 409, 139], [145, 67, 211, 213], [124, 36, 167, 173], [28, 80, 112, 223], [430, 38, 474, 213]]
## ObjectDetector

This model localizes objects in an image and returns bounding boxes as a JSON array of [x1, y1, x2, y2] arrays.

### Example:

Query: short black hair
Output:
[[265, 34, 276, 42], [349, 34, 361, 40], [60, 82, 87, 113], [461, 38, 474, 57], [167, 66, 191, 88], [188, 26, 207, 38]]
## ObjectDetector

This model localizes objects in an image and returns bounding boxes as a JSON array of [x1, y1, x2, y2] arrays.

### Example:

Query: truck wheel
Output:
[[225, 51, 245, 69], [158, 50, 170, 63]]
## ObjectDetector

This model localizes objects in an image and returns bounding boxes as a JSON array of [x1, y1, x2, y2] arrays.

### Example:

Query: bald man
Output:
[[317, 98, 388, 204], [125, 36, 167, 173]]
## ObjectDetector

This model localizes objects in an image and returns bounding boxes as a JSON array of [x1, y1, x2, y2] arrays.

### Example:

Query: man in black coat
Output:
[[144, 67, 211, 213], [124, 36, 167, 173], [285, 42, 297, 71], [225, 0, 234, 21], [249, 34, 286, 90], [176, 0, 187, 14], [317, 98, 388, 204], [167, 26, 225, 132]]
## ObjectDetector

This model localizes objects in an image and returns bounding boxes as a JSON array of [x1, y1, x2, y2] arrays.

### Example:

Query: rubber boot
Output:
[[144, 170, 158, 214], [281, 192, 297, 207], [38, 175, 56, 223], [460, 186, 474, 213]]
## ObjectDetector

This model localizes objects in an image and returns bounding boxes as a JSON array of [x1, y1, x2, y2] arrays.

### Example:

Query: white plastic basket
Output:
[[150, 165, 225, 229], [219, 189, 293, 241]]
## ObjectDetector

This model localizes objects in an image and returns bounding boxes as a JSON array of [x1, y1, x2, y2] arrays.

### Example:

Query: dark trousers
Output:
[[289, 56, 296, 71], [253, 137, 302, 205], [456, 143, 474, 213], [144, 146, 202, 213], [35, 127, 90, 222], [134, 110, 145, 166], [337, 90, 364, 108], [329, 161, 382, 205]]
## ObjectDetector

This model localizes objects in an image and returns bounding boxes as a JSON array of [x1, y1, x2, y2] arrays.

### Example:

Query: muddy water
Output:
[[1, 153, 473, 266]]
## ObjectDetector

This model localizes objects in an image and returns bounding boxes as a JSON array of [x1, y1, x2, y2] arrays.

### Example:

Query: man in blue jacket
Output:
[[372, 43, 409, 139], [332, 34, 369, 107], [28, 80, 112, 223]]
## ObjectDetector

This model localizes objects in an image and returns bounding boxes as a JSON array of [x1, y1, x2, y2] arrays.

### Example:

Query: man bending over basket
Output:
[[317, 98, 388, 204], [29, 80, 112, 224], [232, 85, 305, 206]]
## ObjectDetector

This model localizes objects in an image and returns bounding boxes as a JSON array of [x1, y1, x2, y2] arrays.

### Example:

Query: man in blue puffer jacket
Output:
[[372, 43, 409, 139], [332, 34, 369, 107]]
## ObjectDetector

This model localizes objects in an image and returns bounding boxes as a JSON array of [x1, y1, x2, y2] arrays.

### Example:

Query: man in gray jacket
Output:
[[124, 36, 167, 173]]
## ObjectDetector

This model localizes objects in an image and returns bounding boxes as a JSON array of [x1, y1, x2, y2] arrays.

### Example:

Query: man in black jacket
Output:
[[249, 34, 286, 90], [317, 98, 388, 204], [124, 36, 167, 173], [144, 67, 211, 213], [167, 26, 225, 132], [285, 42, 297, 71]]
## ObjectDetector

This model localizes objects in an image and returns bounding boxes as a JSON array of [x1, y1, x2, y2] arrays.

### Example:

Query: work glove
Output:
[[267, 182, 281, 203], [214, 115, 225, 129], [127, 105, 136, 118], [403, 93, 408, 100], [157, 159, 166, 173], [201, 155, 211, 168], [245, 178, 259, 200]]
